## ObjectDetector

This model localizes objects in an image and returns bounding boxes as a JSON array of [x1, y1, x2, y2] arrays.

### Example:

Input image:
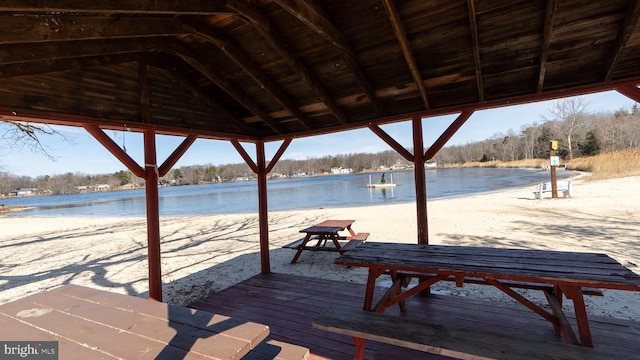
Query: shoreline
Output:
[[0, 167, 580, 218], [0, 205, 27, 214], [0, 175, 638, 321]]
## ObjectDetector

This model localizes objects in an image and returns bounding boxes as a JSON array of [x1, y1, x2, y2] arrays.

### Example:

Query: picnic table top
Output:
[[0, 285, 270, 360], [315, 219, 355, 227], [335, 242, 640, 291], [300, 219, 355, 234]]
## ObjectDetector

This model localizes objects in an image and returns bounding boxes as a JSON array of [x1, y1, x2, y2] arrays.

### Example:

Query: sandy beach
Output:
[[1, 175, 638, 321]]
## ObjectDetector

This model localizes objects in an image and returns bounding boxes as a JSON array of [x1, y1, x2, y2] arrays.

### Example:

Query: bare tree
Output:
[[520, 124, 539, 159], [0, 171, 21, 194], [544, 98, 590, 160], [1, 121, 72, 161]]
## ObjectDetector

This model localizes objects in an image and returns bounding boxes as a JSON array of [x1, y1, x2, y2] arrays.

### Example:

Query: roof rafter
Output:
[[382, 0, 430, 109], [0, 37, 161, 66], [161, 40, 286, 135], [0, 0, 232, 15], [0, 33, 286, 135], [0, 15, 187, 45], [272, 0, 384, 115], [604, 0, 640, 82], [226, 0, 270, 29], [228, 1, 349, 124], [537, 0, 558, 93], [185, 22, 313, 131], [138, 62, 151, 123], [466, 0, 484, 102], [144, 55, 257, 136], [0, 54, 135, 78]]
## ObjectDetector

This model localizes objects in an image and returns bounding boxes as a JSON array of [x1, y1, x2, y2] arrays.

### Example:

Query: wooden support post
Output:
[[231, 139, 292, 274], [412, 116, 431, 298], [371, 111, 474, 243], [369, 118, 447, 245], [256, 141, 270, 274], [84, 124, 197, 302], [144, 130, 162, 302], [412, 116, 428, 245]]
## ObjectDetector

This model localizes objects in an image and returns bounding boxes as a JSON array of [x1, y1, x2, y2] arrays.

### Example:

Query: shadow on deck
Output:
[[189, 273, 640, 360]]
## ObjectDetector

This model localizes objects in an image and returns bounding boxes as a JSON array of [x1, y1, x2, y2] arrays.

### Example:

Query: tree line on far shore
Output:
[[432, 97, 639, 165], [1, 97, 639, 196]]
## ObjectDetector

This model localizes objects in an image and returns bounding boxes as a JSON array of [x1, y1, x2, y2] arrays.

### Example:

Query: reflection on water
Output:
[[369, 186, 395, 201]]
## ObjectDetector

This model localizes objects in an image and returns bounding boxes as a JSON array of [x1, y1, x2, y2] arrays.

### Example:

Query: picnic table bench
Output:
[[321, 242, 640, 359], [284, 232, 369, 252], [392, 271, 604, 297], [284, 220, 369, 263], [534, 180, 572, 199], [314, 305, 597, 360]]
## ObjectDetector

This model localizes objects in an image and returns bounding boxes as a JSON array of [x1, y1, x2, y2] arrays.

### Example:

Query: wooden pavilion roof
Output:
[[1, 0, 640, 142]]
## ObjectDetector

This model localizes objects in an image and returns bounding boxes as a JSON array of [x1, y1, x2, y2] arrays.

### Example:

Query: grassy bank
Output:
[[566, 148, 640, 180], [447, 148, 640, 181]]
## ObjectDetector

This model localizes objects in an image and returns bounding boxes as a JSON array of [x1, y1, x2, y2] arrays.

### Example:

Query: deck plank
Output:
[[190, 273, 640, 360]]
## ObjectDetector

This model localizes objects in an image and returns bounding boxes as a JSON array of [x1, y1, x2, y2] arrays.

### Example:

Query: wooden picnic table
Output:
[[0, 285, 308, 359], [334, 242, 640, 348], [289, 219, 357, 264]]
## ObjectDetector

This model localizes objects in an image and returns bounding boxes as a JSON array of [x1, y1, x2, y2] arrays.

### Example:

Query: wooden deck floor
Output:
[[190, 273, 640, 360]]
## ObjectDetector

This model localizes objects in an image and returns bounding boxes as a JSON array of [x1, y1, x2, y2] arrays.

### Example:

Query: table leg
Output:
[[290, 234, 312, 264], [544, 290, 579, 345], [347, 225, 356, 239], [363, 269, 384, 311], [330, 234, 342, 251], [568, 287, 593, 347], [391, 270, 407, 311], [352, 337, 367, 360], [552, 285, 563, 336], [372, 273, 406, 313]]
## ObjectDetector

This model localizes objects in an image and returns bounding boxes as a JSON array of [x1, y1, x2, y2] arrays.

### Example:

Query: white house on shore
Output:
[[331, 167, 353, 174], [9, 188, 39, 196], [75, 184, 110, 192]]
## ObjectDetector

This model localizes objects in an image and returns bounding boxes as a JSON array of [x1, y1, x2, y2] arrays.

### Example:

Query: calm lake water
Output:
[[1, 168, 577, 218]]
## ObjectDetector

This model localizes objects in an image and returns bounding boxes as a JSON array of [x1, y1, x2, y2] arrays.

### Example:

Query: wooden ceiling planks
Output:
[[0, 1, 639, 142]]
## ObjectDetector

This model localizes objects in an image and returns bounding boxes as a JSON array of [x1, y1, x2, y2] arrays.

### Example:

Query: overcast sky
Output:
[[1, 90, 636, 178]]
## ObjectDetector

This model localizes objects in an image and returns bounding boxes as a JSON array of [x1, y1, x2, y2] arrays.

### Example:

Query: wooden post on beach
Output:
[[550, 140, 558, 199]]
